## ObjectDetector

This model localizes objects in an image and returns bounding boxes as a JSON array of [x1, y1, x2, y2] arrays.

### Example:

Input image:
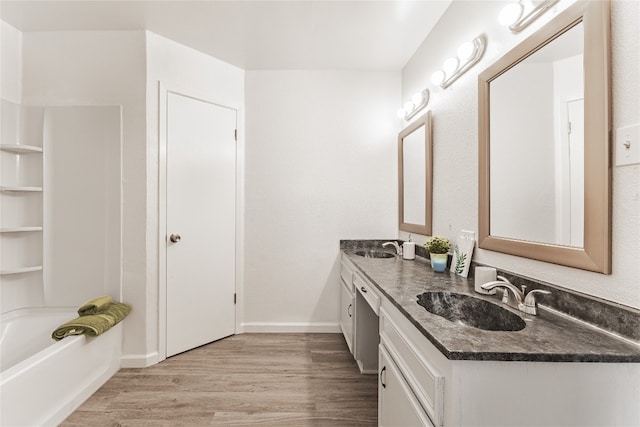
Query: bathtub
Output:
[[0, 307, 122, 426]]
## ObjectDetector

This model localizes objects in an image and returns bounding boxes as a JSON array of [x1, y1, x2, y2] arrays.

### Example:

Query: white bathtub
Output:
[[0, 307, 122, 426]]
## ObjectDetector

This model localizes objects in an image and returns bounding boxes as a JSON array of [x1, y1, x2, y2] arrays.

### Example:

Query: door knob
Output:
[[169, 234, 181, 243]]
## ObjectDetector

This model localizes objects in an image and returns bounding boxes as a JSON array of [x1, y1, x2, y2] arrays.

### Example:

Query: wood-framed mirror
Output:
[[399, 111, 433, 235], [478, 1, 611, 273]]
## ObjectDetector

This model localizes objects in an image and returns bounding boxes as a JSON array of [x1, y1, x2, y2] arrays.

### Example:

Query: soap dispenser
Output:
[[402, 235, 416, 260]]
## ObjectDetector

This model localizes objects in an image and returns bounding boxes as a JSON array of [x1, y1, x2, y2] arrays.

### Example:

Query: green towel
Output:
[[77, 295, 113, 316], [52, 302, 131, 341]]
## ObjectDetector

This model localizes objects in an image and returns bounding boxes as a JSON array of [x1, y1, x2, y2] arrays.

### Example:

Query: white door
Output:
[[567, 98, 584, 247], [166, 92, 236, 357]]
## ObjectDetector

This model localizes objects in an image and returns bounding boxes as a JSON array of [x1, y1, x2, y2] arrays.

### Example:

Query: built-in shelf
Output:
[[0, 144, 43, 154], [0, 226, 43, 233], [0, 186, 43, 192], [0, 266, 43, 275]]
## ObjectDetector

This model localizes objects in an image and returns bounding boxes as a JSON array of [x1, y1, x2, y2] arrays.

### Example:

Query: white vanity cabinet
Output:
[[378, 291, 640, 427], [354, 270, 380, 374], [339, 257, 355, 354], [379, 344, 434, 427], [340, 254, 380, 374], [340, 251, 640, 426], [379, 301, 446, 426]]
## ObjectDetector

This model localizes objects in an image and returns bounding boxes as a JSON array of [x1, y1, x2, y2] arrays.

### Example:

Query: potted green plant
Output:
[[424, 236, 450, 272]]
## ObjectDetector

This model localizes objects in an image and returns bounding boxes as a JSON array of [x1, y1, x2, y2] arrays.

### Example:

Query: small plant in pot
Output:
[[425, 236, 450, 272]]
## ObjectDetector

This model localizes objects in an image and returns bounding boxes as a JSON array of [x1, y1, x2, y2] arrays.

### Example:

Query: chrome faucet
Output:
[[382, 241, 402, 256], [481, 276, 551, 315]]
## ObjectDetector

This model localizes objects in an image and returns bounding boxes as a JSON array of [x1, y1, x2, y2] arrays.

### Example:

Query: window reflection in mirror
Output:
[[399, 111, 432, 235], [489, 22, 584, 248]]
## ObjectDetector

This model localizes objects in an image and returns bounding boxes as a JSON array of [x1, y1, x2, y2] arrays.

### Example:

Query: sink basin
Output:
[[354, 250, 395, 259], [416, 291, 526, 331]]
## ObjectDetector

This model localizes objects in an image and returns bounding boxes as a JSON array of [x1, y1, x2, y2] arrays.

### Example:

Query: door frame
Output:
[[157, 82, 242, 361]]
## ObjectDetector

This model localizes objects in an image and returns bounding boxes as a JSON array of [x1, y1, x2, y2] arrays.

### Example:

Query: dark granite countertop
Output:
[[342, 249, 640, 363]]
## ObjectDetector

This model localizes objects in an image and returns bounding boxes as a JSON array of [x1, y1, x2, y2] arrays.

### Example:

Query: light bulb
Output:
[[499, 2, 523, 26], [404, 101, 415, 112], [443, 57, 459, 74], [457, 41, 475, 61], [411, 92, 424, 106], [431, 70, 445, 86], [396, 108, 406, 119]]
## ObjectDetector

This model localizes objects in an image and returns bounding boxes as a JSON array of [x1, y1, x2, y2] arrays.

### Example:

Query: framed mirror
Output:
[[478, 1, 610, 273], [399, 111, 432, 235]]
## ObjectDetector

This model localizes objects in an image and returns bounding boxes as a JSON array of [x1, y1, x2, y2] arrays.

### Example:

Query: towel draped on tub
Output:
[[77, 295, 114, 316], [52, 298, 131, 341]]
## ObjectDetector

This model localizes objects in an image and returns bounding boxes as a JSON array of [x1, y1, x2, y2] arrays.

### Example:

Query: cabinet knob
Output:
[[169, 234, 182, 243]]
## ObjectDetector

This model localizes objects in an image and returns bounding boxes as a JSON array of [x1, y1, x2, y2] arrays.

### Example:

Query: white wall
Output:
[[244, 70, 399, 330], [21, 30, 149, 355], [1, 21, 22, 102], [43, 106, 122, 307], [145, 32, 244, 365], [401, 0, 640, 308]]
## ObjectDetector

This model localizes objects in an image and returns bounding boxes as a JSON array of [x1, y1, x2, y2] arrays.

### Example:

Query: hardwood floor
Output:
[[62, 333, 378, 426]]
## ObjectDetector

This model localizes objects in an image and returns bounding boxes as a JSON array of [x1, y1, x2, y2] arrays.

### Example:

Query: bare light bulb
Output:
[[411, 92, 424, 105], [443, 57, 459, 74], [396, 108, 406, 119], [457, 41, 475, 61], [404, 101, 415, 112], [499, 2, 523, 26], [431, 70, 445, 86]]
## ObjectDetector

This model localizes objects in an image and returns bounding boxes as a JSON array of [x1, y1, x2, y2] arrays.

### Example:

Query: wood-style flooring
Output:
[[61, 333, 378, 426]]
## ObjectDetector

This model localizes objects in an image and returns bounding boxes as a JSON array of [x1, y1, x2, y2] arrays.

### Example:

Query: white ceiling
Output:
[[0, 0, 451, 70]]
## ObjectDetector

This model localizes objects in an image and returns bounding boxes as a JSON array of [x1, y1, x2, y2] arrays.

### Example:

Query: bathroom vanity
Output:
[[339, 243, 640, 427]]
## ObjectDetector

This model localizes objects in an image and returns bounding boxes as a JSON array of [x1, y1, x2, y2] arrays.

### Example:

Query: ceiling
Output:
[[0, 0, 451, 70]]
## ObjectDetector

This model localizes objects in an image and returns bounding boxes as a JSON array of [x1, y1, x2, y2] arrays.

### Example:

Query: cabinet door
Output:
[[340, 279, 355, 354], [379, 345, 433, 427]]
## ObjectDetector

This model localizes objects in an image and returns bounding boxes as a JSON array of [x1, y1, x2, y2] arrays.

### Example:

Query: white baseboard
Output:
[[240, 322, 340, 333], [120, 351, 159, 368]]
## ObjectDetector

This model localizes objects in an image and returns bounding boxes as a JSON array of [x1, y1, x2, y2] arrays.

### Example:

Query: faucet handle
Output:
[[523, 289, 551, 305], [522, 289, 551, 315]]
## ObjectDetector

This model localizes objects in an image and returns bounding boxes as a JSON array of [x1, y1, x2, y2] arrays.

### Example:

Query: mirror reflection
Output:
[[403, 126, 426, 225], [399, 111, 432, 235], [489, 22, 584, 247], [478, 0, 611, 274]]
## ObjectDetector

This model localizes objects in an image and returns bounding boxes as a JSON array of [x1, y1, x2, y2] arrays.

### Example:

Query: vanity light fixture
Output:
[[430, 35, 487, 89], [396, 89, 430, 121], [498, 0, 559, 32]]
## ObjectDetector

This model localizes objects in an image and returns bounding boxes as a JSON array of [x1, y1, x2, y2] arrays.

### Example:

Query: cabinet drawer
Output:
[[380, 308, 444, 426], [354, 272, 380, 315]]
